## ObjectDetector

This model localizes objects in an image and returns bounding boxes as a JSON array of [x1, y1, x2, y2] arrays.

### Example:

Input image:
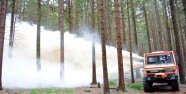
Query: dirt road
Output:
[[75, 84, 186, 94], [0, 84, 185, 94]]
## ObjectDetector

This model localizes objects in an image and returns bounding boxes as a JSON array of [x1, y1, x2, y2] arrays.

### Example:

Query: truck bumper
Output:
[[143, 74, 178, 83]]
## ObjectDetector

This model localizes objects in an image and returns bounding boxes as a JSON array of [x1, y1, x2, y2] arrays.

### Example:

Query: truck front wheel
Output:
[[143, 80, 153, 92], [171, 80, 179, 91]]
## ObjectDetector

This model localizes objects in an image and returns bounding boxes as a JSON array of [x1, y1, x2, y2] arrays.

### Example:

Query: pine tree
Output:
[[46, 0, 50, 28], [91, 0, 97, 85], [74, 0, 79, 33], [169, 0, 186, 84], [114, 0, 125, 91], [104, 0, 112, 45], [120, 0, 126, 48], [67, 0, 72, 32], [130, 0, 138, 51], [84, 0, 89, 24], [127, 0, 134, 83], [36, 0, 41, 70], [150, 12, 158, 51], [98, 0, 110, 93], [162, 0, 172, 51], [143, 2, 151, 52], [182, 0, 186, 38], [0, 0, 8, 89], [58, 0, 65, 80], [183, 0, 186, 19], [154, 0, 163, 50], [9, 0, 16, 57]]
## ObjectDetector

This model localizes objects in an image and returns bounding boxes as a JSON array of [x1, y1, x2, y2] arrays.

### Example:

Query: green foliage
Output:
[[126, 83, 143, 90], [30, 88, 74, 94], [109, 80, 117, 87], [24, 0, 37, 23]]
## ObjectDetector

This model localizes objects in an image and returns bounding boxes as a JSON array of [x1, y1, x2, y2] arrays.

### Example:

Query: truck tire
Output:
[[143, 80, 153, 92], [171, 80, 179, 91]]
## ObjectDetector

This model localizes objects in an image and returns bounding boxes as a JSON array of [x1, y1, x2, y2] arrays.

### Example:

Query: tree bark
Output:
[[127, 0, 134, 83], [104, 0, 112, 46], [37, 0, 41, 70], [183, 0, 186, 20], [120, 0, 126, 49], [74, 0, 79, 34], [22, 0, 26, 20], [130, 0, 138, 51], [67, 0, 72, 32], [182, 0, 186, 39], [98, 0, 110, 93], [154, 0, 164, 50], [163, 0, 172, 51], [9, 0, 16, 57], [0, 0, 8, 89], [150, 12, 158, 51], [46, 0, 50, 28], [143, 2, 151, 52], [169, 0, 186, 84], [58, 0, 65, 80], [106, 0, 112, 46], [175, 0, 186, 77], [84, 0, 89, 25], [114, 0, 125, 91], [91, 0, 97, 85]]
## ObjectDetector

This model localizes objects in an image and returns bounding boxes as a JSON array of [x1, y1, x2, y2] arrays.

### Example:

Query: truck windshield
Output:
[[147, 54, 173, 65]]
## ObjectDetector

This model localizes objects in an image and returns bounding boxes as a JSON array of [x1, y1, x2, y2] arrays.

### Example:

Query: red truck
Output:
[[143, 51, 179, 92]]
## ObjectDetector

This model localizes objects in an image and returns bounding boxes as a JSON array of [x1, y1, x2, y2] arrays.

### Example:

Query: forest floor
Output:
[[0, 84, 186, 94], [75, 84, 186, 94]]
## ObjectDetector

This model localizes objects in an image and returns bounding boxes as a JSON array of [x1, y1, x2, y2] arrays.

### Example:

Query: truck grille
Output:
[[146, 70, 165, 73]]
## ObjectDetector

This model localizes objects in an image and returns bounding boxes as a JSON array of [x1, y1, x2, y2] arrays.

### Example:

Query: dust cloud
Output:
[[2, 15, 143, 89]]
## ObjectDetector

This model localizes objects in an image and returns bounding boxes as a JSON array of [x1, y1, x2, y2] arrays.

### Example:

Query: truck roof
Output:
[[144, 51, 173, 56]]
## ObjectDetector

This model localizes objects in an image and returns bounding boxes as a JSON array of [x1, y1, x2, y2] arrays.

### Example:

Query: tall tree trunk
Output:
[[91, 0, 97, 85], [9, 0, 16, 57], [17, 0, 23, 20], [22, 0, 26, 20], [154, 0, 164, 50], [58, 0, 65, 80], [182, 0, 186, 39], [150, 13, 158, 51], [127, 0, 134, 83], [143, 2, 151, 52], [96, 0, 101, 33], [114, 0, 125, 91], [175, 0, 186, 75], [169, 0, 186, 84], [106, 0, 112, 46], [37, 0, 41, 71], [74, 0, 78, 34], [120, 0, 126, 49], [46, 0, 50, 28], [104, 0, 111, 45], [98, 0, 110, 93], [130, 0, 138, 52], [67, 0, 72, 32], [163, 0, 172, 51], [183, 0, 186, 20], [0, 0, 8, 89], [84, 0, 89, 25]]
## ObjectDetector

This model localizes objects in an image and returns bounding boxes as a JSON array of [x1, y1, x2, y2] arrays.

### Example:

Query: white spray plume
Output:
[[2, 15, 143, 89]]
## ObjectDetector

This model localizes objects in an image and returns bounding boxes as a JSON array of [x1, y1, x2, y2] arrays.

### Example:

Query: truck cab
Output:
[[143, 51, 179, 92]]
